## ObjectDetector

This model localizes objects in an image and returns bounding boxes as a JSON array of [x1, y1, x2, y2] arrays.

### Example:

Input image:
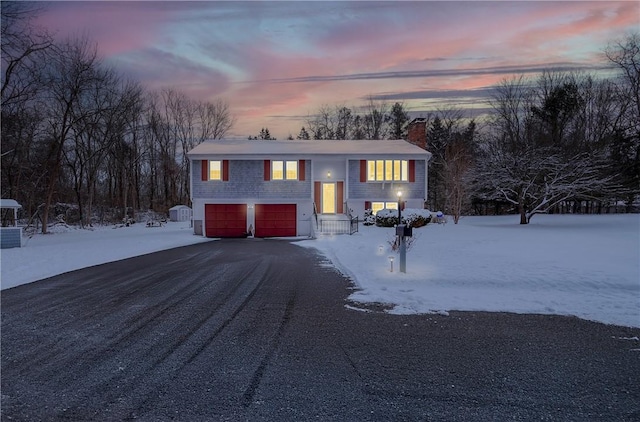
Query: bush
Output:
[[363, 209, 376, 226], [375, 208, 432, 228], [375, 208, 400, 227]]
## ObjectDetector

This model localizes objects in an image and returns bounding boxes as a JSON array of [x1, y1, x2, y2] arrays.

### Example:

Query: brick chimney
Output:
[[406, 118, 427, 150]]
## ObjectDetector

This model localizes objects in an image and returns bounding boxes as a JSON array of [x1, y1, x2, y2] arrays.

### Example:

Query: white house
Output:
[[187, 138, 431, 238]]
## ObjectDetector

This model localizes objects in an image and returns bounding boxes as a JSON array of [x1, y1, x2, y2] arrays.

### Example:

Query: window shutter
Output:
[[201, 160, 208, 181], [365, 201, 372, 210], [408, 160, 416, 182], [314, 182, 321, 212], [222, 160, 229, 181], [360, 160, 367, 182], [298, 160, 305, 181], [264, 160, 271, 181], [337, 182, 344, 214]]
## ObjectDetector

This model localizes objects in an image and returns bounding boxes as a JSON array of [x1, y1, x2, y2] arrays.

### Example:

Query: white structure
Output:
[[1, 199, 22, 248], [169, 205, 192, 222]]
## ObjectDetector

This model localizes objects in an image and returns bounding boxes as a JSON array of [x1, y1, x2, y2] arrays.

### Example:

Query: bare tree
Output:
[[605, 32, 640, 209], [605, 32, 640, 131], [444, 138, 473, 224], [40, 36, 101, 233], [1, 1, 54, 217], [475, 74, 615, 224], [1, 1, 53, 108], [362, 96, 388, 140], [199, 98, 234, 140]]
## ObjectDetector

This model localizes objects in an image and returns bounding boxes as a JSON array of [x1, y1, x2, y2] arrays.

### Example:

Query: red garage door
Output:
[[255, 204, 296, 237], [205, 204, 247, 238]]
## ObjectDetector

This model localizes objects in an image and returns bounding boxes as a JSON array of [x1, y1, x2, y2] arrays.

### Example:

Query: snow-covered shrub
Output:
[[363, 209, 375, 226], [375, 208, 400, 227], [404, 209, 432, 228], [375, 208, 432, 228]]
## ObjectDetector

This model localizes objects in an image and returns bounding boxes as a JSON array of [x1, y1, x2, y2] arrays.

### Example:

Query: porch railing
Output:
[[349, 215, 358, 235]]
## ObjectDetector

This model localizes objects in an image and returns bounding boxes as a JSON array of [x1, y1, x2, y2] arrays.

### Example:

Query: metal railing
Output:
[[313, 202, 318, 229], [349, 216, 358, 234], [319, 219, 349, 234], [317, 216, 359, 235]]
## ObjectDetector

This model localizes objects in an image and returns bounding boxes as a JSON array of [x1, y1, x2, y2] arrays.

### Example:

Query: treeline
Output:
[[1, 3, 234, 232]]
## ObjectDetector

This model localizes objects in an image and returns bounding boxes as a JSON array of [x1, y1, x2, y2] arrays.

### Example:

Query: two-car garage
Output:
[[205, 204, 297, 238]]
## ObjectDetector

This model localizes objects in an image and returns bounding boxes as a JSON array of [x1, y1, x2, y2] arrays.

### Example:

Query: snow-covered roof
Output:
[[169, 205, 191, 210], [187, 139, 431, 160], [0, 199, 22, 209]]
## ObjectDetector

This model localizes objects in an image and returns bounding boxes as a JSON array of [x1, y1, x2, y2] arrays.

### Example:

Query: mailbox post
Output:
[[397, 191, 407, 273]]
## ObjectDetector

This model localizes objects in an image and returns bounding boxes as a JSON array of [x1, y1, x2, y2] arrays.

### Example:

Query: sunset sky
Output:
[[35, 1, 639, 139]]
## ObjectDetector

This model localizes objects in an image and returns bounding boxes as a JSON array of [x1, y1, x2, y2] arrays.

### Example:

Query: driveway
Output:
[[2, 239, 639, 421]]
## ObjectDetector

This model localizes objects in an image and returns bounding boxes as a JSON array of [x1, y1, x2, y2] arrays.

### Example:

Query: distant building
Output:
[[169, 205, 192, 222], [1, 199, 22, 248]]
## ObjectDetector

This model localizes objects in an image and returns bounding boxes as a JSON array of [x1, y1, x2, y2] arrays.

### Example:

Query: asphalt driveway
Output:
[[2, 239, 639, 421]]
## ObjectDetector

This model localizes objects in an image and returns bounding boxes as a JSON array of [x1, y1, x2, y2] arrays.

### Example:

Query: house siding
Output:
[[192, 160, 311, 200]]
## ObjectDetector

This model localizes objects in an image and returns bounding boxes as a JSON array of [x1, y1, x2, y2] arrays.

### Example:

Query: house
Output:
[[187, 138, 431, 238], [169, 205, 192, 222]]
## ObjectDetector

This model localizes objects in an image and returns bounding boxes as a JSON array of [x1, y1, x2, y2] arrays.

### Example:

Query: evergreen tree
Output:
[[387, 102, 410, 139], [296, 126, 310, 140]]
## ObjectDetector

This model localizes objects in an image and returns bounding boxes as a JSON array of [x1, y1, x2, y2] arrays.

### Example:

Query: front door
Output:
[[321, 182, 336, 214]]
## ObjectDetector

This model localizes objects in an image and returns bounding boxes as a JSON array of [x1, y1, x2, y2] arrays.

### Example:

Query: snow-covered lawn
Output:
[[298, 214, 640, 328], [1, 215, 638, 328]]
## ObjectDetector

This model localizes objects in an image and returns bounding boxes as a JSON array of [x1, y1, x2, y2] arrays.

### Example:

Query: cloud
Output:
[[258, 62, 613, 84], [113, 48, 232, 99]]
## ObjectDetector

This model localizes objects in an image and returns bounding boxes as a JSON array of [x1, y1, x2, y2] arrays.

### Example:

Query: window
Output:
[[209, 160, 221, 180], [272, 161, 284, 180], [272, 160, 298, 180], [367, 160, 408, 182], [286, 161, 298, 179], [371, 202, 398, 215]]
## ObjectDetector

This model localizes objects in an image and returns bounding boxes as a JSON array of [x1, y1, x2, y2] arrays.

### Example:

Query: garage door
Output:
[[205, 204, 247, 238], [255, 204, 296, 237]]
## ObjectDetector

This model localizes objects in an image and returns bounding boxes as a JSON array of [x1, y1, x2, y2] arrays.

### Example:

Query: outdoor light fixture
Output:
[[327, 171, 331, 179], [389, 256, 394, 272], [397, 190, 403, 221]]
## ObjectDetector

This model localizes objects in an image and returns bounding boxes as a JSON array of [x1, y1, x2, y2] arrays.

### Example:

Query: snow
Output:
[[1, 214, 638, 328], [298, 214, 640, 328], [187, 138, 430, 158]]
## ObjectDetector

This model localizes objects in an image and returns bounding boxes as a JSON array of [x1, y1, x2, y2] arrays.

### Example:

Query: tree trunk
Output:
[[518, 195, 527, 224]]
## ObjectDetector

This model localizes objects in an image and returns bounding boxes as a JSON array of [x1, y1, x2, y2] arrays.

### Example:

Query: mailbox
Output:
[[396, 224, 413, 237]]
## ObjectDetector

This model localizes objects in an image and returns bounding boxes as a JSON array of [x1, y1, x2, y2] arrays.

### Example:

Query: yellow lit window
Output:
[[371, 201, 399, 215], [272, 161, 284, 180], [385, 160, 393, 181], [368, 161, 376, 181], [209, 160, 221, 180], [367, 160, 408, 182], [393, 160, 401, 181], [285, 161, 298, 180], [375, 160, 384, 181]]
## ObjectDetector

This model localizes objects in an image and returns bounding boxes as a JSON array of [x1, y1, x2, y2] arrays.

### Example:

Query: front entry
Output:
[[321, 183, 336, 214]]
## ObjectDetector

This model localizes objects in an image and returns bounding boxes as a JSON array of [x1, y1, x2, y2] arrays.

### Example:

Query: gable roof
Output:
[[169, 205, 191, 210], [187, 139, 431, 160], [0, 199, 22, 209]]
